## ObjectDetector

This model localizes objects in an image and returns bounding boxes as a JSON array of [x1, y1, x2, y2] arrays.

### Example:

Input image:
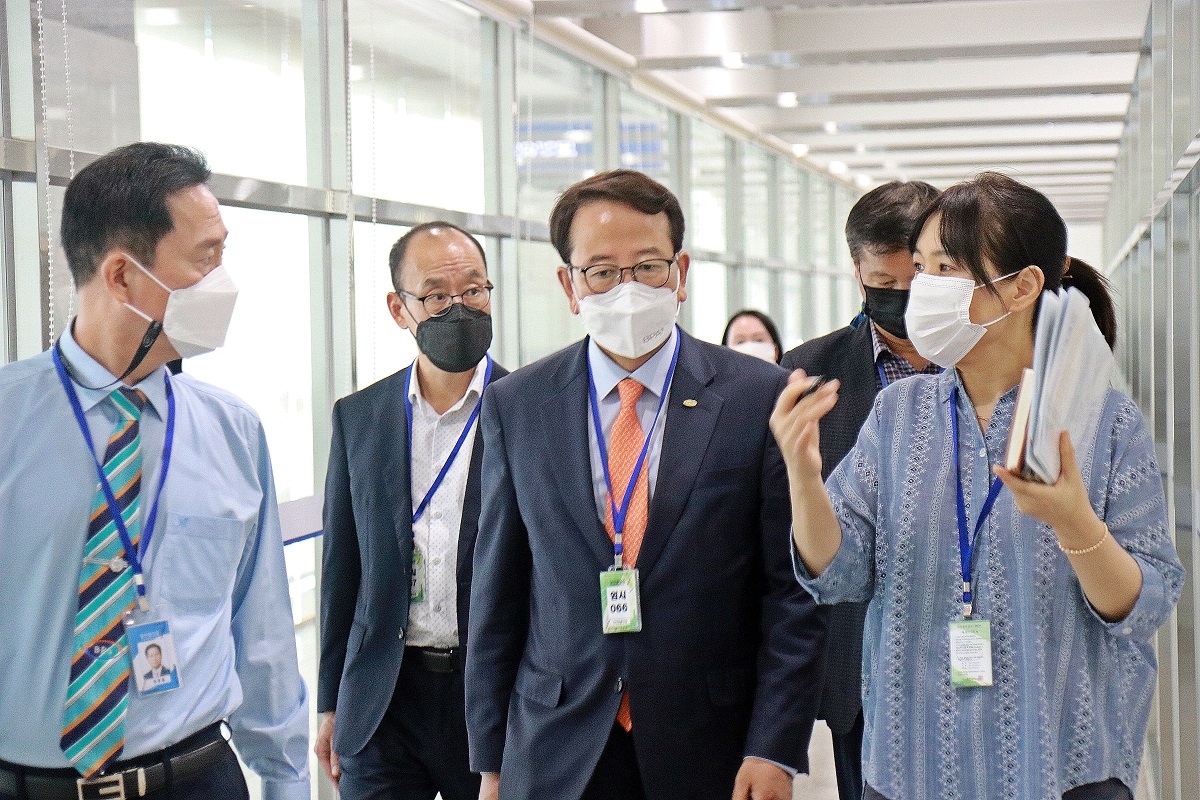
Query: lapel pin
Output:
[[682, 399, 698, 407]]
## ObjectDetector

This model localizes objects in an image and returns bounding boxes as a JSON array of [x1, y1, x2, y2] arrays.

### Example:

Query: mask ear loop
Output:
[[56, 316, 163, 391]]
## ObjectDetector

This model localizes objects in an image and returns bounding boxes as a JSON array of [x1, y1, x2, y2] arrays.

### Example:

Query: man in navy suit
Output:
[[779, 180, 939, 800], [316, 223, 507, 800], [467, 170, 827, 800]]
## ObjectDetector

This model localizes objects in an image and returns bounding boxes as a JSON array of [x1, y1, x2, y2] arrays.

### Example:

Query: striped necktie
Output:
[[61, 387, 147, 777]]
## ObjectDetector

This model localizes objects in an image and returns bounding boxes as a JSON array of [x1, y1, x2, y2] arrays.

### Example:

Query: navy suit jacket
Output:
[[317, 361, 508, 757], [466, 331, 827, 800], [780, 321, 879, 735]]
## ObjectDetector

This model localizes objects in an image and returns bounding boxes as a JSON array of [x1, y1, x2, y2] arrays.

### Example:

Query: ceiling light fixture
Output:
[[792, 143, 810, 157], [777, 91, 798, 108], [829, 160, 848, 176], [635, 0, 668, 12], [720, 52, 745, 69], [823, 120, 838, 135]]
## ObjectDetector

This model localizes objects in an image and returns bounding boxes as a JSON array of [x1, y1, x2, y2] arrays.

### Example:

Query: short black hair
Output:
[[145, 643, 162, 656], [549, 170, 685, 264], [388, 222, 488, 293], [845, 180, 939, 263], [61, 142, 212, 287]]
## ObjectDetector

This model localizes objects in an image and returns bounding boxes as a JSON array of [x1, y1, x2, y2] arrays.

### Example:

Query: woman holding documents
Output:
[[773, 172, 1183, 800]]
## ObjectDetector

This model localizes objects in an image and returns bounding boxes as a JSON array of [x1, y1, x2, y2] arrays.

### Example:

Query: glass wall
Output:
[[1104, 2, 1200, 797], [1, 1, 861, 796], [690, 120, 728, 254]]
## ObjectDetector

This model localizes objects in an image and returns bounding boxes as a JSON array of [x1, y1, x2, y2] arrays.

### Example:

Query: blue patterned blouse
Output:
[[795, 369, 1183, 800]]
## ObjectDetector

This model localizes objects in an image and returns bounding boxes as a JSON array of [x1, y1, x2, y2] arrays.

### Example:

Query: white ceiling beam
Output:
[[621, 0, 1149, 59], [824, 143, 1120, 167], [795, 123, 1124, 152], [663, 53, 1138, 100], [730, 94, 1130, 129]]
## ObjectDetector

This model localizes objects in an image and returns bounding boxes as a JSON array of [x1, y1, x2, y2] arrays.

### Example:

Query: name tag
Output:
[[127, 619, 182, 696], [600, 569, 642, 634], [411, 546, 426, 603], [949, 618, 993, 688]]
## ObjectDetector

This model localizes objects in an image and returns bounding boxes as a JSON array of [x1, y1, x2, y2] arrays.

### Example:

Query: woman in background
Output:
[[722, 309, 783, 363]]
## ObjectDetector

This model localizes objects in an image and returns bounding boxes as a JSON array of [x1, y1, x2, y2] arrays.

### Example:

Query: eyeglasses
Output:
[[399, 284, 493, 317], [569, 256, 678, 294]]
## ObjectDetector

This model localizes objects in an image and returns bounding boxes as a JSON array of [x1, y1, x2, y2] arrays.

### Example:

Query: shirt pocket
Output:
[[154, 512, 249, 611]]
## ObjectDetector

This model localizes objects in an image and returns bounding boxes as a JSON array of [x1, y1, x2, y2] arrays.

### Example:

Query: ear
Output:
[[91, 250, 140, 304], [1009, 265, 1045, 313], [674, 251, 689, 303], [557, 265, 580, 315], [852, 260, 866, 300], [387, 291, 413, 331]]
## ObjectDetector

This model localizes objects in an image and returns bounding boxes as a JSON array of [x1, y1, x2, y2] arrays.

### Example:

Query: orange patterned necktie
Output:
[[604, 377, 648, 731]]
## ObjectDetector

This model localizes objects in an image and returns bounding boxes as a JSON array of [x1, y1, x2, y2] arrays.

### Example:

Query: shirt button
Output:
[[433, 557, 442, 565], [615, 677, 624, 693], [433, 511, 443, 520], [434, 603, 443, 612], [1122, 626, 1133, 635], [979, 448, 987, 458]]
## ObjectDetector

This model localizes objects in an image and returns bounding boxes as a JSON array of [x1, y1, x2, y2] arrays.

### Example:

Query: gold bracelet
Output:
[[1057, 530, 1108, 555]]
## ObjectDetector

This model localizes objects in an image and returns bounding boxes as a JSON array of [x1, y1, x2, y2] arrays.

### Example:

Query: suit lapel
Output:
[[380, 367, 415, 553], [636, 333, 721, 578], [457, 363, 507, 580], [539, 342, 614, 567]]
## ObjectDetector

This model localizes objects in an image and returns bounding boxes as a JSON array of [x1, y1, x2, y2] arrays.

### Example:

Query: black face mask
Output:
[[416, 303, 493, 373], [863, 285, 910, 340]]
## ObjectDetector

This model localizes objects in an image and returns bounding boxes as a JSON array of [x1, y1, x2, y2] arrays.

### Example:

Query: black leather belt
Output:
[[405, 646, 463, 673], [0, 722, 228, 800]]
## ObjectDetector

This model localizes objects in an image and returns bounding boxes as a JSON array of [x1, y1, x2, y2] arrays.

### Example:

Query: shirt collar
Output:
[[587, 325, 679, 401], [869, 323, 894, 363], [58, 323, 168, 418], [408, 354, 490, 415]]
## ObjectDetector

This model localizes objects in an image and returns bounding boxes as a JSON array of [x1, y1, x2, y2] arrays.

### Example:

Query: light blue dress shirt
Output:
[[795, 368, 1184, 799], [586, 326, 678, 520], [0, 330, 310, 800]]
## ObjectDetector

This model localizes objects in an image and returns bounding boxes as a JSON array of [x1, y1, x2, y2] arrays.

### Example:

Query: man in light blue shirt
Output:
[[0, 143, 309, 800]]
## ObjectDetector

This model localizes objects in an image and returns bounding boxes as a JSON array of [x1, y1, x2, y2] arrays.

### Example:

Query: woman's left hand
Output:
[[994, 430, 1099, 540]]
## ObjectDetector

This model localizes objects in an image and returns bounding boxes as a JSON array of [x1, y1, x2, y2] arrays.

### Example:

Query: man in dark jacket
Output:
[[780, 180, 939, 800]]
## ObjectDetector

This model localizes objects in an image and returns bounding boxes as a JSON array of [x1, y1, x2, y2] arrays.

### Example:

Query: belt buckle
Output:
[[76, 771, 126, 800]]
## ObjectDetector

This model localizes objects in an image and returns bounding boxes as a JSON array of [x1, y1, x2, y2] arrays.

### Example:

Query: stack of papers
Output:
[[1004, 287, 1114, 483]]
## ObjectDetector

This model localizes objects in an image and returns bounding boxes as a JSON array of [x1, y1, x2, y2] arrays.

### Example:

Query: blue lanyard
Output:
[[587, 337, 680, 570], [949, 385, 1003, 618], [876, 361, 889, 389], [52, 343, 175, 611], [405, 356, 493, 524]]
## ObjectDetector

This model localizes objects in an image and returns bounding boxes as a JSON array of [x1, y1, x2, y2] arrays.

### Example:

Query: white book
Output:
[[1006, 287, 1114, 483]]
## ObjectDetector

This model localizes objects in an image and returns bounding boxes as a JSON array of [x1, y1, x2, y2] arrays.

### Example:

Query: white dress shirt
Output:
[[405, 356, 489, 648]]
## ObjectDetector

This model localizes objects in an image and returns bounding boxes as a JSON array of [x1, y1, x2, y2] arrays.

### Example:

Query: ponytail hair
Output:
[[1060, 257, 1116, 350]]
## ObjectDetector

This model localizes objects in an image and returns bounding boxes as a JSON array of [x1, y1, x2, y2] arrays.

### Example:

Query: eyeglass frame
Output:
[[397, 283, 494, 317], [566, 254, 681, 294]]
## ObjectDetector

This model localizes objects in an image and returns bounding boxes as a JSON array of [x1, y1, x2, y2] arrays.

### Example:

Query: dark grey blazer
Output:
[[466, 331, 827, 800], [317, 361, 508, 757], [780, 321, 879, 736]]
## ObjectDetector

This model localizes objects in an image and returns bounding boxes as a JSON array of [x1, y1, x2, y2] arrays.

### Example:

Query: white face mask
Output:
[[730, 340, 777, 363], [577, 280, 679, 360], [904, 272, 1014, 368], [123, 254, 239, 359]]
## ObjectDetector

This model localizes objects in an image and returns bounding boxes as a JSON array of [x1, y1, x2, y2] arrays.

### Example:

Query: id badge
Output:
[[411, 547, 426, 603], [949, 618, 993, 688], [126, 619, 182, 696], [600, 569, 642, 634]]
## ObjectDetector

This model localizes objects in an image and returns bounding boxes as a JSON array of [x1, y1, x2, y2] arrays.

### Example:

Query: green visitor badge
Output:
[[949, 618, 993, 688], [600, 569, 642, 634], [411, 547, 426, 603]]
